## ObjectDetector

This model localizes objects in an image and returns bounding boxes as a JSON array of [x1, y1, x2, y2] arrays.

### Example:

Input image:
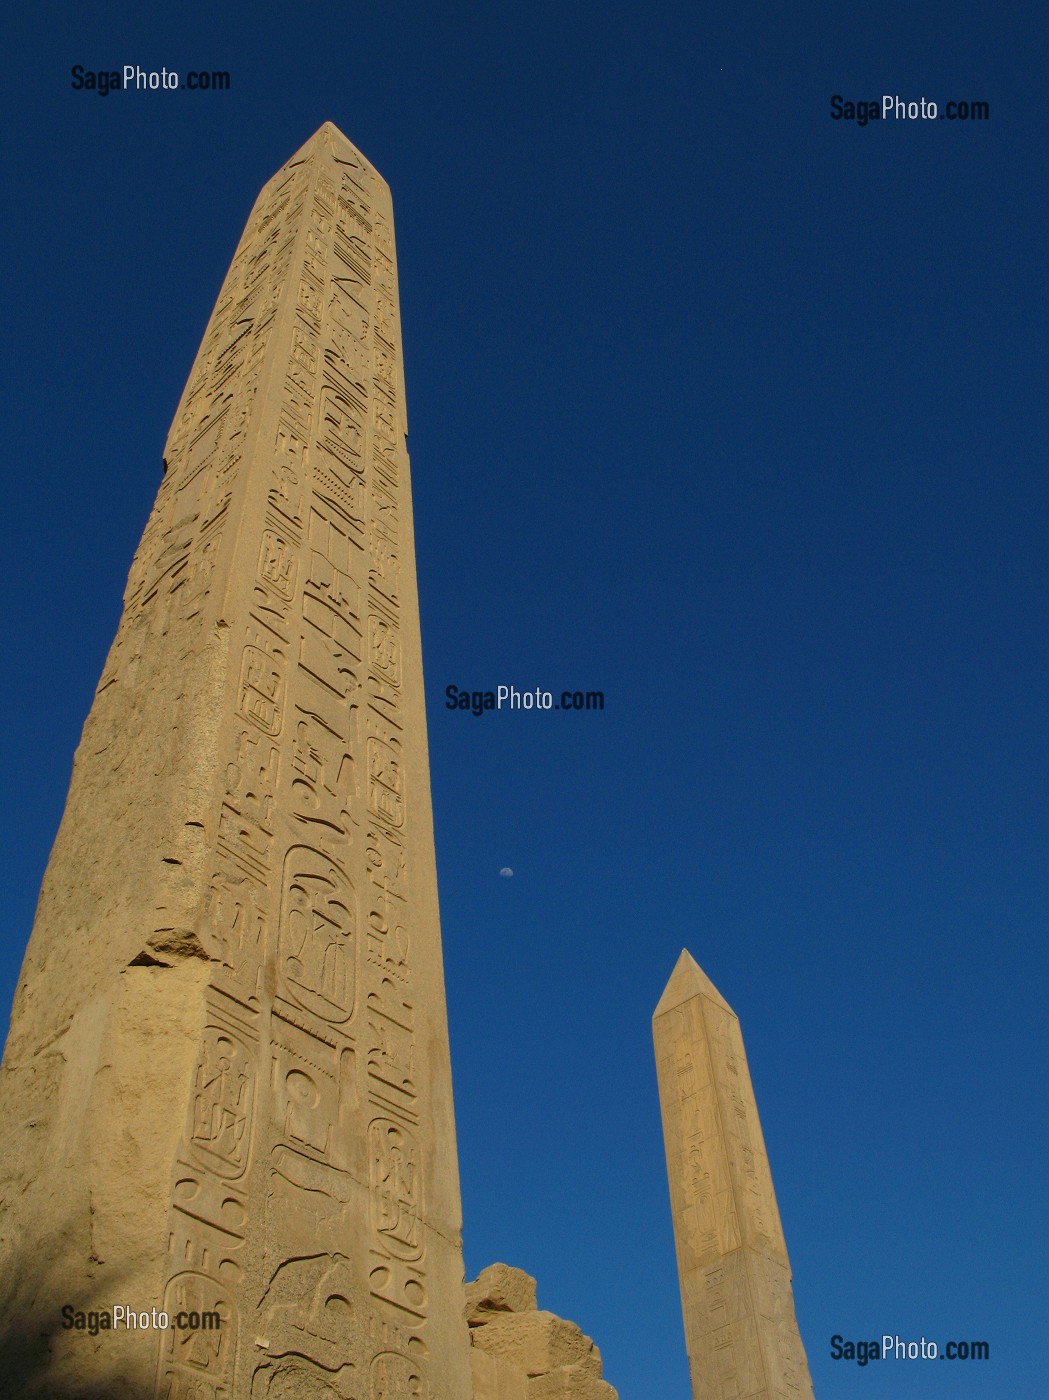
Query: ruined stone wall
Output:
[[466, 1265, 618, 1400]]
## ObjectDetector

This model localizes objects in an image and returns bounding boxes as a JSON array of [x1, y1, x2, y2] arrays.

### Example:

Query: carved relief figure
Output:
[[259, 530, 298, 600], [367, 736, 404, 829], [370, 1121, 421, 1260], [203, 869, 265, 970], [239, 644, 284, 735], [371, 1351, 427, 1400], [191, 1029, 254, 1177], [369, 617, 401, 687], [158, 1272, 234, 1393], [279, 846, 356, 1022]]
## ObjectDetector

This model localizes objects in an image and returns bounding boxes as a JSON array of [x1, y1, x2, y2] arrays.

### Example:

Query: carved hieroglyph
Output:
[[652, 951, 815, 1400], [0, 123, 472, 1400]]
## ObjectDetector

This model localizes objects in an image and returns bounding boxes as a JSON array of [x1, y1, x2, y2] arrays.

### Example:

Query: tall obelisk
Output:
[[0, 123, 472, 1400], [653, 951, 815, 1400]]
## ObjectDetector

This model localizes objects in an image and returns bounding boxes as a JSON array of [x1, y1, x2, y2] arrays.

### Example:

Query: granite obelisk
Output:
[[653, 951, 815, 1400], [0, 123, 472, 1400]]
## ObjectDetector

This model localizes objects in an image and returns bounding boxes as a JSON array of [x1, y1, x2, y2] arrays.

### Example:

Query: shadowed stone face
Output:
[[653, 950, 816, 1400], [0, 122, 472, 1400]]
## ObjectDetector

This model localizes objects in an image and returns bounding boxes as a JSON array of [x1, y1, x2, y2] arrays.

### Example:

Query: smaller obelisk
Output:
[[653, 951, 815, 1400]]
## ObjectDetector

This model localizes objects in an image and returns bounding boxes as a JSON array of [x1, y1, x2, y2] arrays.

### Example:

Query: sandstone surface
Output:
[[467, 1264, 617, 1400], [653, 949, 816, 1399], [0, 122, 473, 1400]]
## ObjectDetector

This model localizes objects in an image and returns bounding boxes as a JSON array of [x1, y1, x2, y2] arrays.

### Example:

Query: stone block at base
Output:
[[473, 1312, 602, 1378], [471, 1348, 532, 1400], [529, 1367, 619, 1400]]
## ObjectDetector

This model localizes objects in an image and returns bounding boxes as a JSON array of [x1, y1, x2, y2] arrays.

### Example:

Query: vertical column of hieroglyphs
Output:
[[155, 124, 472, 1400], [0, 127, 316, 1400], [653, 951, 815, 1400], [150, 140, 320, 1400]]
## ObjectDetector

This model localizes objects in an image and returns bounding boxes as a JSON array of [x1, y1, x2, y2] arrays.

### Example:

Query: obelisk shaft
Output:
[[653, 951, 815, 1400], [0, 124, 472, 1400]]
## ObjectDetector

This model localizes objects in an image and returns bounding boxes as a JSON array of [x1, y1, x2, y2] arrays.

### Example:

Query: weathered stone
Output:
[[471, 1346, 532, 1400], [653, 950, 815, 1400], [467, 1262, 539, 1321], [0, 123, 473, 1400], [529, 1367, 619, 1400], [472, 1311, 602, 1378]]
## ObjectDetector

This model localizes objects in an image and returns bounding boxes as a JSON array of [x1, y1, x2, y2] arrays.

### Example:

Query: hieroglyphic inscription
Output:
[[155, 151, 317, 1400], [190, 1024, 255, 1180], [107, 165, 312, 702], [161, 988, 258, 1400], [372, 1350, 429, 1400], [278, 846, 356, 1023], [269, 1005, 356, 1205], [366, 827, 409, 984], [158, 1272, 238, 1400], [369, 1120, 421, 1260], [151, 126, 465, 1399]]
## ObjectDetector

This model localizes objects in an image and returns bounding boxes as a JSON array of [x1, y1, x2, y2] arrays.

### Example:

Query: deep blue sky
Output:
[[3, 3, 1046, 1395]]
